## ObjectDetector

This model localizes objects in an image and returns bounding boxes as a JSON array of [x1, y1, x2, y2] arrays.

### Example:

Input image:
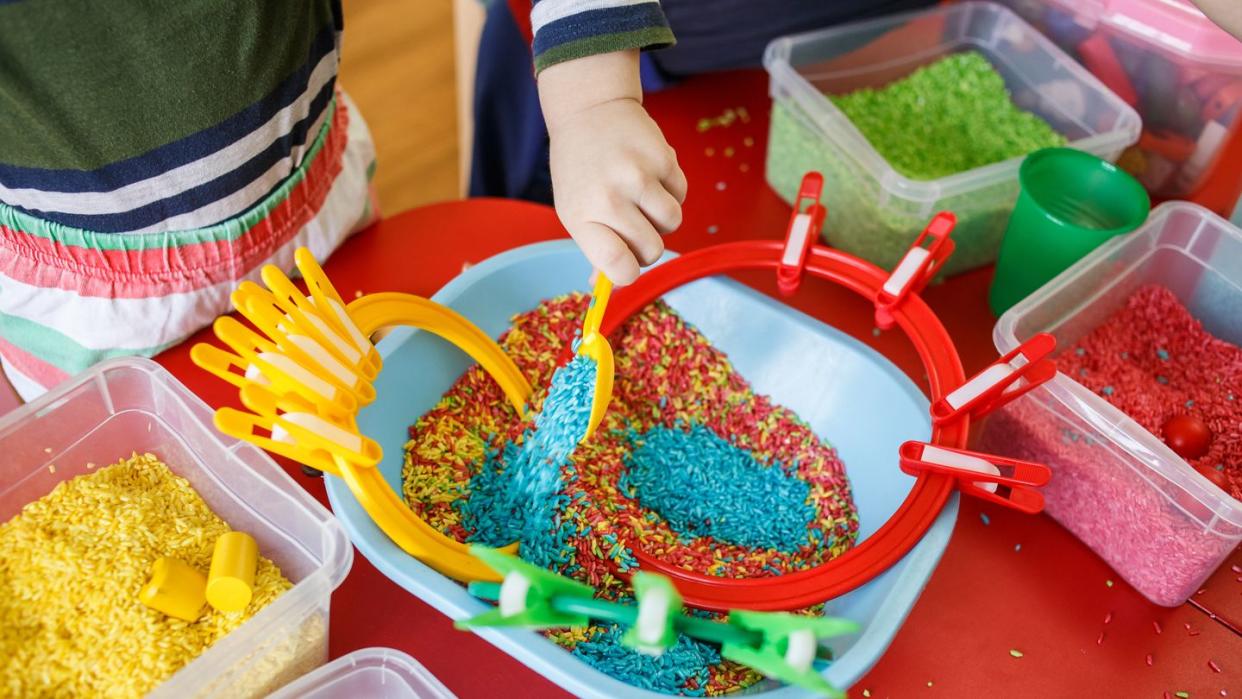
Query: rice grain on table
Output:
[[0, 453, 293, 698]]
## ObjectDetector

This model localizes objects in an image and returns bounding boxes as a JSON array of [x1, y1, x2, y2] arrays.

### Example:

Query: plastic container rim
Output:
[[267, 647, 454, 699], [993, 201, 1242, 530], [762, 0, 1142, 204]]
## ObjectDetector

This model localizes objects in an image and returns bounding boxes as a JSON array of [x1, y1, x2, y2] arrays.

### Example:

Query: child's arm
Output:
[[533, 4, 684, 285], [1192, 0, 1242, 39]]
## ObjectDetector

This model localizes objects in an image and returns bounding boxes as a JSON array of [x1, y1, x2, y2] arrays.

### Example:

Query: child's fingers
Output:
[[661, 158, 688, 204], [607, 203, 664, 267], [568, 220, 641, 285], [638, 182, 683, 235]]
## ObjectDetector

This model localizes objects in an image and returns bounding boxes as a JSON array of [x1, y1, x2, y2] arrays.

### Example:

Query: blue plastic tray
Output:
[[326, 241, 958, 697]]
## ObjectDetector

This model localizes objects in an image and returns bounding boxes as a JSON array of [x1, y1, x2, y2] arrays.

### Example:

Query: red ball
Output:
[[1162, 414, 1212, 460]]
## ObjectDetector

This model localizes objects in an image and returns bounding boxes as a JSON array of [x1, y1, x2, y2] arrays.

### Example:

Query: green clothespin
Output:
[[456, 546, 596, 631], [722, 610, 859, 698], [621, 572, 682, 655], [458, 548, 858, 698]]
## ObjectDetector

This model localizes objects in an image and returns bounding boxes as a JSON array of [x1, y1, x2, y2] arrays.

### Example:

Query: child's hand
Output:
[[539, 51, 687, 285]]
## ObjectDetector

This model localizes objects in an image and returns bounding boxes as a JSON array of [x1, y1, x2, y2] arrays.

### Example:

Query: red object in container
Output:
[[1186, 115, 1242, 217], [1077, 33, 1139, 107], [1162, 414, 1213, 460]]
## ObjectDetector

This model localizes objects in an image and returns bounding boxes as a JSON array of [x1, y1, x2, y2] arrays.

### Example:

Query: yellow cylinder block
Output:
[[139, 557, 207, 622], [206, 531, 259, 613]]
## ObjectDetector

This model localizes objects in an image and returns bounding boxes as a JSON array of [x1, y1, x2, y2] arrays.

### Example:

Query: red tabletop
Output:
[[158, 69, 1240, 697]]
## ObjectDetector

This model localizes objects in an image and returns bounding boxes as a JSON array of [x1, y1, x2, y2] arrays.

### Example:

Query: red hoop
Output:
[[598, 240, 970, 611]]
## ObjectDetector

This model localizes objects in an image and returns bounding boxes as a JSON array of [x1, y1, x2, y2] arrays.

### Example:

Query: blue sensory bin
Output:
[[326, 241, 957, 697]]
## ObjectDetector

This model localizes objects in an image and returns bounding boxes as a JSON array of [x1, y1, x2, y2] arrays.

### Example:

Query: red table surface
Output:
[[158, 69, 1240, 697]]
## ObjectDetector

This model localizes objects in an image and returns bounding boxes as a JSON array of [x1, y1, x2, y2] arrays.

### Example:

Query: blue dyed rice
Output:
[[620, 424, 816, 552], [569, 623, 720, 696], [457, 355, 597, 562]]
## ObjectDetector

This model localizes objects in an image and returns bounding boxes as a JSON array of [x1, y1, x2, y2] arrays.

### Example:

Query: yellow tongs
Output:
[[191, 248, 529, 582]]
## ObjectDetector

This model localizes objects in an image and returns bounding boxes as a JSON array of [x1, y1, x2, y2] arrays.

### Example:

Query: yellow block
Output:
[[206, 532, 259, 613], [139, 557, 207, 622]]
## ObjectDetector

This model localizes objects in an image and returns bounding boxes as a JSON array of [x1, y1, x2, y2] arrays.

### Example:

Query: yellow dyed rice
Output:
[[0, 453, 293, 698]]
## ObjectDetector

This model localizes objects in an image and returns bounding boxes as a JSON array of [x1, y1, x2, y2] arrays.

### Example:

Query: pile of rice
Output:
[[403, 294, 858, 694], [0, 453, 293, 697]]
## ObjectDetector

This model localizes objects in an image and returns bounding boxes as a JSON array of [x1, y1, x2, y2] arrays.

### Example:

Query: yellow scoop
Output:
[[192, 248, 528, 583], [577, 274, 615, 442]]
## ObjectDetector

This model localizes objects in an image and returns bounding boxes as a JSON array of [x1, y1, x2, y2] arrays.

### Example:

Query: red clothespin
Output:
[[930, 333, 1057, 426], [776, 173, 827, 297], [873, 212, 956, 330], [898, 441, 1051, 514]]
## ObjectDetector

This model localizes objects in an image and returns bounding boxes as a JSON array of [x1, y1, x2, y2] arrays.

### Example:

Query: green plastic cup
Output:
[[989, 148, 1150, 316]]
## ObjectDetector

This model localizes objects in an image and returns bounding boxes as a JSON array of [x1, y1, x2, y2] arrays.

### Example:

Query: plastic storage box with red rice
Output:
[[997, 0, 1242, 206], [0, 357, 353, 697], [763, 1, 1140, 275], [978, 202, 1242, 606]]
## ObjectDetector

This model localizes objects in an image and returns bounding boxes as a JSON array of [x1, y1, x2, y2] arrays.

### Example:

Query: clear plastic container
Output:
[[998, 0, 1242, 204], [0, 357, 353, 697], [267, 648, 454, 699], [763, 1, 1141, 275], [978, 202, 1242, 606]]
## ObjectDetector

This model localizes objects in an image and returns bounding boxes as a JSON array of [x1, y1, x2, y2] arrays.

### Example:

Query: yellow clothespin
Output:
[[191, 247, 530, 584]]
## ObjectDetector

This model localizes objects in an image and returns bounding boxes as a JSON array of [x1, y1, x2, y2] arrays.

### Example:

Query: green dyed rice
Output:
[[831, 53, 1065, 181], [766, 51, 1067, 274]]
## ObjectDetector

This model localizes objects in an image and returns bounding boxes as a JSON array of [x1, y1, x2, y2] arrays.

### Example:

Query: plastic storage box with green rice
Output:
[[763, 1, 1141, 275]]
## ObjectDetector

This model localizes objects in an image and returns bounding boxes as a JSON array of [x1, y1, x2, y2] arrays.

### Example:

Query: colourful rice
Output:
[[980, 285, 1241, 605], [0, 453, 293, 697], [402, 294, 858, 694]]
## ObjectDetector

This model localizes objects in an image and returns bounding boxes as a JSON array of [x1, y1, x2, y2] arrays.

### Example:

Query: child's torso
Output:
[[0, 0, 343, 234]]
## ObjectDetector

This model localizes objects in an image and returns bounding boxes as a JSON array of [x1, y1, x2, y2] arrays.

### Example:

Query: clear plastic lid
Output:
[[266, 648, 455, 699], [1048, 0, 1242, 67]]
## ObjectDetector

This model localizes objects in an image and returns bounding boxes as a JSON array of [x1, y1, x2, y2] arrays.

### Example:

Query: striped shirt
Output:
[[531, 0, 675, 72], [0, 0, 674, 400]]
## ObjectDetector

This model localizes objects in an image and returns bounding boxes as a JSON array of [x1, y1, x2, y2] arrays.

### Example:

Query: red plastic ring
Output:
[[599, 241, 969, 611]]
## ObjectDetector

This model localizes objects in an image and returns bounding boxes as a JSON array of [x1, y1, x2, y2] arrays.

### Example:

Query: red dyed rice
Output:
[[980, 285, 1242, 605]]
